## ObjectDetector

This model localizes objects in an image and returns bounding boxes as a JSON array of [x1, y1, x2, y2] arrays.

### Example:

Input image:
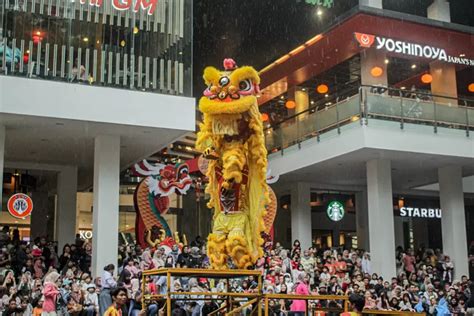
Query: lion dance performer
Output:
[[196, 58, 269, 269]]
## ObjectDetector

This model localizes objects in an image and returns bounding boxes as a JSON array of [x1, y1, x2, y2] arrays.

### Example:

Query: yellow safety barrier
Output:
[[141, 269, 425, 316]]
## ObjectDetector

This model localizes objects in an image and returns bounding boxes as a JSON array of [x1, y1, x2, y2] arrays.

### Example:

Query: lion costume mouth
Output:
[[199, 95, 256, 116]]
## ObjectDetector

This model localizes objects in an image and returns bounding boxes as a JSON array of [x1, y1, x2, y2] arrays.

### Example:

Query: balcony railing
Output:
[[265, 85, 474, 153], [0, 37, 191, 96], [0, 0, 193, 96]]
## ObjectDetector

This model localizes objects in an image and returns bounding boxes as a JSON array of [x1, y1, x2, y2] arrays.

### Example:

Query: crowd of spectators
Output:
[[0, 225, 472, 315]]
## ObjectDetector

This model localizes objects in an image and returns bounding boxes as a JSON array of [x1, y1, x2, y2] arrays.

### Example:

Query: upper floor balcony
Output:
[[0, 0, 192, 96], [265, 85, 474, 154]]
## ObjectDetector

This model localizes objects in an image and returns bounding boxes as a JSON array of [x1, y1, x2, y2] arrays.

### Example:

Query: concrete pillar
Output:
[[427, 0, 450, 23], [295, 89, 309, 120], [366, 159, 396, 279], [429, 61, 458, 105], [0, 126, 4, 211], [394, 216, 405, 249], [355, 191, 369, 250], [438, 166, 469, 279], [56, 166, 78, 252], [31, 191, 50, 240], [359, 0, 382, 8], [427, 0, 456, 105], [360, 48, 388, 87], [290, 182, 312, 250], [92, 135, 120, 277]]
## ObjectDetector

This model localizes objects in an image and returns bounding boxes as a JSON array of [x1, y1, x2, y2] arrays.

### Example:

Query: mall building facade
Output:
[[261, 0, 474, 280], [0, 0, 194, 275]]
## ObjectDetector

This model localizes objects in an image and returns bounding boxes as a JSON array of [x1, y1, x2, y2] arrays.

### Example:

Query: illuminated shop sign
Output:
[[400, 207, 442, 219], [80, 0, 158, 15], [79, 230, 93, 239], [327, 201, 345, 221], [7, 193, 33, 219], [305, 0, 334, 8], [354, 32, 474, 66]]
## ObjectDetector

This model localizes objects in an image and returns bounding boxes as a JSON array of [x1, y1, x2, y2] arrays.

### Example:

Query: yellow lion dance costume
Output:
[[196, 58, 269, 269]]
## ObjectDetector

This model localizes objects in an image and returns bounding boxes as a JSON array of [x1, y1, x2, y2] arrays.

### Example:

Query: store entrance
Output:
[[312, 229, 357, 250]]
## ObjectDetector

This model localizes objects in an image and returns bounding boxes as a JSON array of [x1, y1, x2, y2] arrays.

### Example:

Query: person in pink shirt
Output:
[[402, 249, 416, 274], [291, 273, 310, 316], [42, 271, 60, 316]]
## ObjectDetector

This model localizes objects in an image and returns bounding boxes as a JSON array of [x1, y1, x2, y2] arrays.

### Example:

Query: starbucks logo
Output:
[[327, 201, 344, 221]]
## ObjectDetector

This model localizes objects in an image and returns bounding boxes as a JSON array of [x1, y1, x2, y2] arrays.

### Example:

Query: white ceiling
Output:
[[278, 148, 474, 191], [2, 114, 190, 190]]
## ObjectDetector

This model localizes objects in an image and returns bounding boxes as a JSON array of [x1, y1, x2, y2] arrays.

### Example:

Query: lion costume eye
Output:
[[239, 79, 252, 92]]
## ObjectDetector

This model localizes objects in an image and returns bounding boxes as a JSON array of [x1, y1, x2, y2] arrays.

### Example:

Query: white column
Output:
[[439, 166, 468, 279], [56, 166, 78, 252], [92, 135, 120, 277], [290, 182, 312, 250], [359, 0, 382, 9], [0, 126, 5, 210], [355, 191, 369, 250], [427, 0, 450, 22], [367, 159, 396, 279]]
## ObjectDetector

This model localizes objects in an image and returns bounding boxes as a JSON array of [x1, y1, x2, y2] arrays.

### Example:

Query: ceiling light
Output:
[[301, 88, 306, 92], [280, 95, 285, 100], [310, 100, 315, 105], [83, 37, 89, 42], [325, 94, 329, 98], [400, 86, 406, 90], [316, 9, 323, 16], [384, 59, 389, 64], [411, 64, 417, 69], [459, 53, 465, 57]]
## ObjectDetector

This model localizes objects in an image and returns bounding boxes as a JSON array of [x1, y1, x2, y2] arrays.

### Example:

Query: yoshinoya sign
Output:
[[400, 207, 442, 219], [327, 201, 345, 221], [79, 0, 158, 15], [354, 32, 474, 66]]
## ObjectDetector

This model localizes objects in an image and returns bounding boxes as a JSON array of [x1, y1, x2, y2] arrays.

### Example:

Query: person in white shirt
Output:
[[99, 264, 117, 315], [84, 284, 99, 316]]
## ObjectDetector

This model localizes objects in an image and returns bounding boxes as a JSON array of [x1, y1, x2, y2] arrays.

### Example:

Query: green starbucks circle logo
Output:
[[327, 201, 344, 221]]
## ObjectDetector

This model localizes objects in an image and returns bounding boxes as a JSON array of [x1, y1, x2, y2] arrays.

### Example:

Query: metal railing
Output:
[[0, 37, 190, 95], [265, 85, 473, 154]]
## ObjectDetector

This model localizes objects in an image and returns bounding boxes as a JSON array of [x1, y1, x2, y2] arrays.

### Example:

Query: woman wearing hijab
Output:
[[42, 271, 60, 316], [290, 273, 310, 316]]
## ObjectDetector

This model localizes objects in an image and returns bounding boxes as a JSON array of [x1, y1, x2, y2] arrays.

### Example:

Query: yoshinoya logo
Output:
[[354, 32, 474, 66]]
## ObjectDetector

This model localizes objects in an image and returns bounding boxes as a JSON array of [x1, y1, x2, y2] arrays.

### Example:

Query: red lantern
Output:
[[421, 74, 433, 84], [261, 113, 269, 122], [316, 84, 329, 94], [285, 100, 296, 109]]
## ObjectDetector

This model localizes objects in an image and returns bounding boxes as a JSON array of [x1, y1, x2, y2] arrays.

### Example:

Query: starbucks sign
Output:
[[327, 201, 344, 221]]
